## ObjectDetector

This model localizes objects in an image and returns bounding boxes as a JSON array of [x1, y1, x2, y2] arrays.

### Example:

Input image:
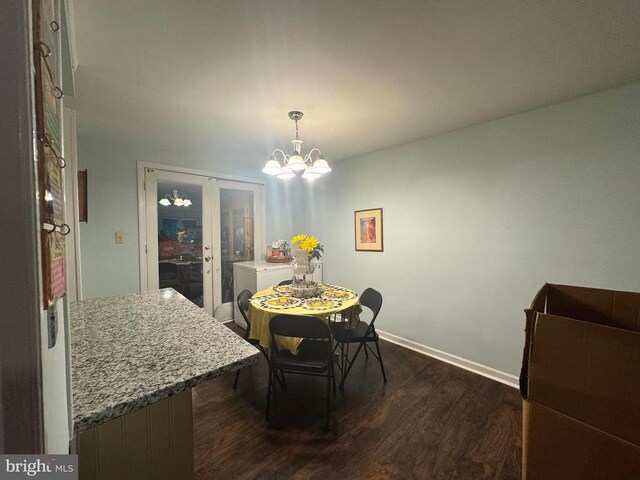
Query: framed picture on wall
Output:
[[354, 208, 383, 252]]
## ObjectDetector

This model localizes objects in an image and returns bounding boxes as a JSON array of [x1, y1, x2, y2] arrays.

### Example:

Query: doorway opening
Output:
[[139, 165, 264, 318]]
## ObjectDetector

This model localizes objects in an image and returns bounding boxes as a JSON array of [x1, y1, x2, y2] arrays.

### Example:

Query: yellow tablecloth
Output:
[[248, 284, 361, 355]]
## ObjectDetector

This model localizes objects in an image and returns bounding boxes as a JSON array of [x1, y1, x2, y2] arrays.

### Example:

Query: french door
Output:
[[144, 169, 215, 313], [142, 167, 264, 318], [214, 180, 263, 317]]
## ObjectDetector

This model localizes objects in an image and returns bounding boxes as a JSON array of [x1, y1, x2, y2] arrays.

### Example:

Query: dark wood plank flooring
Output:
[[193, 324, 522, 480]]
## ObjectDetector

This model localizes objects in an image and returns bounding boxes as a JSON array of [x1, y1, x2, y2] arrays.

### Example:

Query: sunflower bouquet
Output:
[[290, 234, 324, 261]]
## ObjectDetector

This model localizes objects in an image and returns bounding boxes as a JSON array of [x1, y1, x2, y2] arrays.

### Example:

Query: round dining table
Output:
[[248, 284, 361, 354]]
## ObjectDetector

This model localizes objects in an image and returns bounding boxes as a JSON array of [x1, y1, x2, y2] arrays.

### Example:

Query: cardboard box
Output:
[[520, 283, 640, 480]]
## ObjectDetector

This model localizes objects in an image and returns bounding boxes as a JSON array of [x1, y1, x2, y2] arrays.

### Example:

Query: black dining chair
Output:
[[266, 314, 336, 429], [277, 279, 292, 286], [331, 287, 386, 389], [233, 289, 268, 389], [233, 289, 285, 390]]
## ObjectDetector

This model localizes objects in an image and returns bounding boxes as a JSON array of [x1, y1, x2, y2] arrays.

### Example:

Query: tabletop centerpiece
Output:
[[290, 233, 324, 298]]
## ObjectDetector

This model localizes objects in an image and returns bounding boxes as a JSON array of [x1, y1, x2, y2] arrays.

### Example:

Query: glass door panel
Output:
[[219, 188, 254, 304], [157, 180, 204, 306], [144, 168, 214, 315]]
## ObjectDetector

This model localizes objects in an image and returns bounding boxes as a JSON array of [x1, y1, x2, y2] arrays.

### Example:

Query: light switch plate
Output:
[[115, 231, 125, 243]]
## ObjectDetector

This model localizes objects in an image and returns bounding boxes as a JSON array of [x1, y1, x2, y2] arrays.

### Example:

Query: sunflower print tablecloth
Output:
[[248, 284, 361, 355]]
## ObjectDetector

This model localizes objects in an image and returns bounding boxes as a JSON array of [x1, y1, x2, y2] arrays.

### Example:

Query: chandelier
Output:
[[262, 111, 331, 180], [158, 190, 192, 207]]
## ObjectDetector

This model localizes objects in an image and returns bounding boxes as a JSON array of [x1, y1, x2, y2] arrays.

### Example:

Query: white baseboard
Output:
[[376, 329, 519, 389]]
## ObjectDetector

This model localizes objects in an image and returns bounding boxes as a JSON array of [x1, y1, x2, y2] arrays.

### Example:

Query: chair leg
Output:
[[343, 341, 365, 385], [364, 343, 370, 359], [337, 341, 345, 390], [374, 338, 387, 383], [233, 370, 240, 390], [342, 342, 347, 385], [266, 366, 273, 422], [325, 370, 331, 430], [340, 341, 351, 390], [331, 362, 337, 398], [261, 346, 287, 390]]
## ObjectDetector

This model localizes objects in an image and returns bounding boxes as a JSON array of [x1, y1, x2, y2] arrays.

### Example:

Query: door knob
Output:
[[204, 255, 212, 262]]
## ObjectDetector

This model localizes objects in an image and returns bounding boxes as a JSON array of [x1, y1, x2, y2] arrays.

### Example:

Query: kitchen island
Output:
[[70, 288, 260, 480]]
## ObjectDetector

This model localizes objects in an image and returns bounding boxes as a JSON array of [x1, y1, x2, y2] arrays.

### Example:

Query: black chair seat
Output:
[[330, 321, 378, 342], [273, 340, 331, 374]]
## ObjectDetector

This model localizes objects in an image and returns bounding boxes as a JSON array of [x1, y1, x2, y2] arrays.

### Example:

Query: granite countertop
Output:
[[70, 288, 260, 434]]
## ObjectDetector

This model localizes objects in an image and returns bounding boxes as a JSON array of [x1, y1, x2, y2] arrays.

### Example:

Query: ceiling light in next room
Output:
[[262, 111, 331, 181], [159, 190, 193, 207]]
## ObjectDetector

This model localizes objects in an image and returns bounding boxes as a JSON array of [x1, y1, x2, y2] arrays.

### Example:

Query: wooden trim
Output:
[[377, 329, 519, 388], [77, 169, 87, 222], [0, 0, 45, 453], [138, 161, 265, 186]]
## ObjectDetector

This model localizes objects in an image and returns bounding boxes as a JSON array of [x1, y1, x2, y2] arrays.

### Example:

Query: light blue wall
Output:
[[302, 82, 640, 375], [264, 177, 309, 243], [78, 138, 140, 298], [79, 83, 640, 375], [77, 138, 300, 298]]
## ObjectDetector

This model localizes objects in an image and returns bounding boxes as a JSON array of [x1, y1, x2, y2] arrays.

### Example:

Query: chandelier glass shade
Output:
[[159, 190, 192, 207], [262, 111, 331, 180]]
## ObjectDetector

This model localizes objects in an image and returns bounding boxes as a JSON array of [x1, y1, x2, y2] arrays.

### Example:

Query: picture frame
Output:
[[354, 208, 383, 252]]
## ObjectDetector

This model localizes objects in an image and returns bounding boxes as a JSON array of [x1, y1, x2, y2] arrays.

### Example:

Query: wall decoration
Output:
[[34, 0, 68, 305], [354, 208, 383, 252]]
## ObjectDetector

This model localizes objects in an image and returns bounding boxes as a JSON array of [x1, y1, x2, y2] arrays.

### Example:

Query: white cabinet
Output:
[[233, 260, 323, 328]]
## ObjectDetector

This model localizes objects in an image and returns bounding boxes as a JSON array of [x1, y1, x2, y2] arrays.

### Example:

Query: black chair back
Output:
[[236, 289, 253, 338], [269, 314, 331, 341], [266, 314, 335, 428], [277, 279, 292, 286], [359, 287, 383, 335]]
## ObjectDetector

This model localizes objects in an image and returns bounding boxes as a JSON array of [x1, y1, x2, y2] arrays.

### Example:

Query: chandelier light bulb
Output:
[[159, 198, 171, 206], [287, 152, 306, 171], [312, 156, 331, 173], [182, 199, 192, 207], [277, 165, 295, 179], [301, 166, 321, 180], [262, 158, 282, 175]]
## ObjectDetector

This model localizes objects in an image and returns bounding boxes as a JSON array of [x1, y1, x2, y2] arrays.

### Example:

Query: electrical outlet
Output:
[[115, 231, 125, 243]]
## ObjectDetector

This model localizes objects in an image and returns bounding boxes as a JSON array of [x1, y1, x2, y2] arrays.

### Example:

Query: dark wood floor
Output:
[[193, 324, 522, 480]]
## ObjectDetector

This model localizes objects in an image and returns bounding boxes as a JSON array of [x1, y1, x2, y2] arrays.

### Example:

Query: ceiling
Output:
[[68, 0, 640, 175]]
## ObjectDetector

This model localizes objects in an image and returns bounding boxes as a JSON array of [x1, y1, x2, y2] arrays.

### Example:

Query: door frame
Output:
[[137, 162, 266, 313]]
